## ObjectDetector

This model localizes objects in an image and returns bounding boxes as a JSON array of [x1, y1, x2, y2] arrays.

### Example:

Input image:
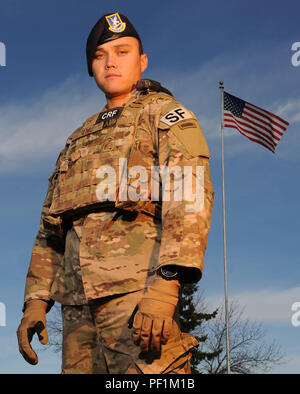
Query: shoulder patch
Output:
[[160, 107, 193, 126], [171, 120, 210, 158]]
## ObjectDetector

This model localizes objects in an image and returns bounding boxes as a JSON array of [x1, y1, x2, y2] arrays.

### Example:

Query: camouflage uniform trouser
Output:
[[61, 289, 198, 374]]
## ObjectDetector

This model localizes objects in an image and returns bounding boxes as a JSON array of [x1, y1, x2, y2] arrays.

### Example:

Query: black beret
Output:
[[86, 12, 143, 77]]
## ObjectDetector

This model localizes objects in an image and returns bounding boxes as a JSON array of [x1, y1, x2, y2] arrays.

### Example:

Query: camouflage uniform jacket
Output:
[[23, 89, 214, 309]]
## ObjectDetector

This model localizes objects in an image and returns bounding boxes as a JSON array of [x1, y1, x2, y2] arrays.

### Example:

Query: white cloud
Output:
[[206, 286, 300, 325], [0, 75, 105, 173], [268, 354, 300, 374], [277, 98, 300, 123]]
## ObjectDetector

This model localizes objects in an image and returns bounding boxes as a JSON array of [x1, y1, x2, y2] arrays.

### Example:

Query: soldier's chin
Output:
[[103, 87, 132, 99], [95, 79, 118, 95]]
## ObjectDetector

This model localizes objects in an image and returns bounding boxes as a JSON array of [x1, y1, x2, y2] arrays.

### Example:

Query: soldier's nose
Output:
[[105, 54, 117, 69]]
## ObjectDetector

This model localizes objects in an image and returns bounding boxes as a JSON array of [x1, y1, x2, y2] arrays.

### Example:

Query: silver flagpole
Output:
[[219, 81, 231, 374]]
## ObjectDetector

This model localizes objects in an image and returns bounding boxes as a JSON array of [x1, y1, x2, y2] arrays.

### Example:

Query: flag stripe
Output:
[[224, 111, 278, 145], [246, 102, 289, 127], [225, 124, 275, 153], [223, 91, 289, 153], [243, 108, 284, 136], [240, 113, 281, 142], [224, 119, 276, 151], [245, 104, 286, 133], [224, 119, 275, 152], [224, 117, 277, 150], [224, 113, 276, 151]]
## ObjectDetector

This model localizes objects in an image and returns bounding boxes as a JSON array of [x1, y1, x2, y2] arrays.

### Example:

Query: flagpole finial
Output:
[[219, 80, 224, 87]]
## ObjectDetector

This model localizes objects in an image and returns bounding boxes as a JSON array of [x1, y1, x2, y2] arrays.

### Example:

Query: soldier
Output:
[[17, 12, 214, 374]]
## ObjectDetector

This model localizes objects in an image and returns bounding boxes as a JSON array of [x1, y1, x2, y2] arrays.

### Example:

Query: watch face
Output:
[[160, 267, 178, 278]]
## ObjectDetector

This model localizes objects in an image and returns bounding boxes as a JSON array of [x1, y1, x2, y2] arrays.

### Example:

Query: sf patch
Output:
[[160, 107, 193, 126], [105, 13, 126, 33]]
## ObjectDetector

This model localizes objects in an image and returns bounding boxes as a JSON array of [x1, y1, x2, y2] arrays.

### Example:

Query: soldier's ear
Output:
[[140, 53, 148, 73]]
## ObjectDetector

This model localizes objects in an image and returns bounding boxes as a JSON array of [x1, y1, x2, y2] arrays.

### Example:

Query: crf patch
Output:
[[105, 13, 126, 33], [160, 107, 193, 126], [96, 107, 123, 125]]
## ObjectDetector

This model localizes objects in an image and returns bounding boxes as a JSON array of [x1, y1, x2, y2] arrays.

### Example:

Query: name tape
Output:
[[96, 107, 123, 124]]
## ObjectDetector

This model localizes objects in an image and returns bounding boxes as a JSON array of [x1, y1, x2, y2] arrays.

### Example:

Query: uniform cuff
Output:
[[22, 298, 55, 313]]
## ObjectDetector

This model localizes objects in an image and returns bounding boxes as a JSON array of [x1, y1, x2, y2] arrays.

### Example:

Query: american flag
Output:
[[223, 92, 289, 153]]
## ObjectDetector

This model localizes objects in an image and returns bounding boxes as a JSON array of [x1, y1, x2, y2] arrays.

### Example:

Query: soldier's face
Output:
[[92, 37, 148, 100]]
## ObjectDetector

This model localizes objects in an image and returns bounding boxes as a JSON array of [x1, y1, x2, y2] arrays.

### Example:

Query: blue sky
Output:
[[0, 0, 300, 373]]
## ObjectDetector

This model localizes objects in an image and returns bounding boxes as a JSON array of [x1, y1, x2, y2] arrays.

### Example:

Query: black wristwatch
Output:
[[157, 266, 179, 280]]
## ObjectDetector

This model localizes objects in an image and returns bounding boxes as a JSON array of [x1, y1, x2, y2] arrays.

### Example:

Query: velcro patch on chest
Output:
[[160, 107, 193, 126], [95, 107, 124, 124]]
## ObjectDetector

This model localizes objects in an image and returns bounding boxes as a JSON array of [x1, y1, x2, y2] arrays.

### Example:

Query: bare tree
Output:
[[197, 299, 285, 374], [41, 304, 62, 353]]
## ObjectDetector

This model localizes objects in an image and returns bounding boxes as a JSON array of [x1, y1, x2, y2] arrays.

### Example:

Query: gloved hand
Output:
[[132, 275, 180, 353], [16, 300, 48, 365]]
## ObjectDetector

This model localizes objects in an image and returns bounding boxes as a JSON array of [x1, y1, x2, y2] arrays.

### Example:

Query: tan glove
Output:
[[132, 275, 180, 353], [16, 300, 48, 365]]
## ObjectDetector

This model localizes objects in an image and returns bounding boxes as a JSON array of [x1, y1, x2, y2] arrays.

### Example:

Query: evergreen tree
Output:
[[179, 283, 220, 374]]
